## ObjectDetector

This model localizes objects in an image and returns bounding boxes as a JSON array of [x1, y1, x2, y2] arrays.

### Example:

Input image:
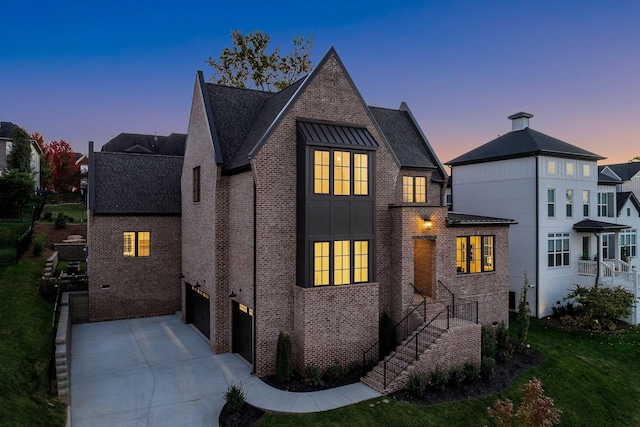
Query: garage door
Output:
[[186, 283, 210, 339], [232, 301, 253, 364]]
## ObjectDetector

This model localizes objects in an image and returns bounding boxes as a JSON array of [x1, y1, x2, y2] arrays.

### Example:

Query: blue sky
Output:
[[2, 0, 638, 165]]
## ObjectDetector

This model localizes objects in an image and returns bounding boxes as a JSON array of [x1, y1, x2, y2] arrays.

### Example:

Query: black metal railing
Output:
[[48, 280, 62, 393], [16, 205, 36, 262], [382, 308, 448, 389], [437, 279, 478, 324]]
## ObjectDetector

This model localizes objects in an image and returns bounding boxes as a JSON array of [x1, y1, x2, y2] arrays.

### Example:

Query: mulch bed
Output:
[[219, 348, 544, 425]]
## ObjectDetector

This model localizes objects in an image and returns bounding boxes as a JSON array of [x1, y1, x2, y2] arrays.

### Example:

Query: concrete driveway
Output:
[[71, 314, 235, 426]]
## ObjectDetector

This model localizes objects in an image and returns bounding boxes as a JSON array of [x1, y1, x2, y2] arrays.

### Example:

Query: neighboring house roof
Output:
[[617, 191, 640, 216], [573, 219, 630, 232], [446, 212, 517, 226], [598, 169, 621, 185], [101, 133, 186, 156], [200, 48, 447, 181], [446, 127, 605, 166], [0, 122, 18, 139], [92, 152, 182, 215], [599, 163, 640, 181]]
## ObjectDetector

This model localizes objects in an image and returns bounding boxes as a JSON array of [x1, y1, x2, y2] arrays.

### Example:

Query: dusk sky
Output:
[[2, 0, 638, 167]]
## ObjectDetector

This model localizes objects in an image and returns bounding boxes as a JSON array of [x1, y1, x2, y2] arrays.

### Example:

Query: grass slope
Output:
[[0, 259, 66, 426], [256, 315, 640, 426], [0, 222, 29, 265]]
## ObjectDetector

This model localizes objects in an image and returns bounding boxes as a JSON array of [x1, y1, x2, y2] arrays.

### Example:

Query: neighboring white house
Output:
[[446, 112, 639, 324], [0, 121, 43, 190]]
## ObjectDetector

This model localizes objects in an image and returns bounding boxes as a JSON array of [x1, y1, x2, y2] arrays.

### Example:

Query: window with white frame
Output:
[[548, 233, 569, 267], [620, 229, 636, 259], [597, 193, 608, 217], [583, 164, 591, 177], [548, 160, 556, 174], [547, 189, 555, 217], [566, 189, 573, 217], [566, 163, 574, 176], [583, 190, 589, 217]]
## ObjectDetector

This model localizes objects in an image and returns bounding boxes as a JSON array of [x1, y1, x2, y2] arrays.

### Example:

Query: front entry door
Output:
[[232, 301, 253, 364]]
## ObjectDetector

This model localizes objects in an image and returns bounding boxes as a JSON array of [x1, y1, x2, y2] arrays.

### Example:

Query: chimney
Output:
[[508, 112, 533, 131]]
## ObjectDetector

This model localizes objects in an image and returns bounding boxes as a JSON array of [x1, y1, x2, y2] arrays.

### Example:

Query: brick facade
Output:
[[88, 215, 181, 321]]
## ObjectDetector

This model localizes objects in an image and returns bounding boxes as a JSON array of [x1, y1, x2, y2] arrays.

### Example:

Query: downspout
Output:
[[535, 157, 540, 318], [252, 181, 257, 374], [594, 232, 600, 284]]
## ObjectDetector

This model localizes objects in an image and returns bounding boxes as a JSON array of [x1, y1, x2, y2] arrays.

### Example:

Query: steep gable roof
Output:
[[92, 151, 182, 214], [101, 133, 186, 156], [617, 191, 640, 216], [447, 127, 605, 166], [599, 163, 640, 181]]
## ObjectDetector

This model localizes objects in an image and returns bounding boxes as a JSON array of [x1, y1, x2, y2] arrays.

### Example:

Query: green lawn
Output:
[[42, 203, 87, 223], [0, 221, 30, 265], [256, 314, 640, 426], [0, 259, 66, 426]]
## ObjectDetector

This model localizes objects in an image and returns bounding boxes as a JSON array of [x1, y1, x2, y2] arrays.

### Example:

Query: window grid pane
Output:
[[415, 177, 426, 203], [354, 241, 369, 282], [469, 236, 482, 273], [314, 151, 330, 194], [583, 190, 589, 216], [456, 237, 467, 273], [548, 233, 570, 267], [403, 176, 414, 202], [483, 236, 494, 272], [123, 232, 135, 257], [314, 242, 330, 286], [334, 240, 350, 285], [354, 153, 368, 195], [566, 189, 573, 217], [333, 152, 350, 195], [137, 232, 150, 257], [193, 166, 200, 202], [547, 189, 555, 217]]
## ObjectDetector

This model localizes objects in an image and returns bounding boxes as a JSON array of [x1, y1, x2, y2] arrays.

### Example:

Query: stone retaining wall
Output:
[[53, 243, 85, 261]]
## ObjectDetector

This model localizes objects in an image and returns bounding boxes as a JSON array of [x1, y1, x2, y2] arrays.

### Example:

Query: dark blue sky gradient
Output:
[[2, 0, 638, 165]]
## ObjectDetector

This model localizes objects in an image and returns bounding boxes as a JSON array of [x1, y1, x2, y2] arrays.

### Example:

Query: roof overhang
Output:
[[446, 212, 517, 226], [573, 219, 631, 233]]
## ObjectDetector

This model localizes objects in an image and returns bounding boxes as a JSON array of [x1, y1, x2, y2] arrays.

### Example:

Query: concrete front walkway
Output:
[[70, 314, 380, 426]]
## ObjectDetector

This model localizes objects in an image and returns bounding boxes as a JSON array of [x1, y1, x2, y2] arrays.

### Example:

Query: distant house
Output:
[[0, 121, 43, 190], [89, 48, 515, 393], [101, 132, 186, 156], [447, 112, 639, 324]]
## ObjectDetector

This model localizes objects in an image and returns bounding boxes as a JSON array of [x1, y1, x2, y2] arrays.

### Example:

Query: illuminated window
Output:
[[193, 166, 200, 202], [314, 150, 330, 194], [620, 229, 637, 258], [123, 231, 150, 257], [334, 240, 350, 285], [566, 163, 574, 176], [548, 160, 556, 174], [583, 190, 589, 216], [314, 242, 330, 285], [583, 164, 591, 177], [354, 153, 368, 195], [354, 241, 369, 283], [566, 189, 573, 217], [334, 151, 350, 195], [548, 233, 569, 267], [403, 176, 427, 203], [457, 235, 495, 274]]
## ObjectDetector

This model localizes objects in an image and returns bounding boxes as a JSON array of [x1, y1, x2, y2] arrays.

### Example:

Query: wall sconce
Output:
[[179, 273, 185, 279], [229, 290, 237, 298], [194, 282, 201, 288], [423, 217, 433, 230]]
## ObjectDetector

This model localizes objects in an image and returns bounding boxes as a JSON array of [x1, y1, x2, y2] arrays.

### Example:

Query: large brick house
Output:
[[88, 48, 515, 392]]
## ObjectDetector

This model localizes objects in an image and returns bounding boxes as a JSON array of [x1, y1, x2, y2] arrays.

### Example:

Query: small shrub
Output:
[[54, 213, 67, 229], [517, 273, 530, 353], [223, 383, 245, 414], [481, 356, 496, 379], [42, 211, 53, 221], [324, 360, 347, 383], [487, 398, 513, 427], [448, 365, 465, 387], [462, 361, 480, 383], [481, 325, 496, 359], [302, 363, 324, 387], [407, 372, 428, 398], [488, 377, 561, 427], [429, 367, 448, 392], [38, 278, 58, 302], [66, 215, 74, 223], [567, 283, 634, 323], [275, 331, 293, 383], [495, 321, 513, 363], [32, 233, 46, 257]]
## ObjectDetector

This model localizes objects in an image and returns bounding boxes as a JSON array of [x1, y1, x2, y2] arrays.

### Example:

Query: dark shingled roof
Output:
[[600, 163, 640, 181], [446, 212, 516, 226], [297, 120, 377, 147], [573, 219, 630, 232], [101, 133, 186, 156], [0, 122, 18, 139], [446, 127, 605, 166], [598, 170, 620, 184], [617, 191, 640, 216], [369, 106, 437, 169], [93, 152, 182, 214]]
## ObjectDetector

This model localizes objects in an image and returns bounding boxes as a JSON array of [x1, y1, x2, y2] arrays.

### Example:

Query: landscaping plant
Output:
[[487, 377, 561, 427], [517, 273, 530, 352], [301, 363, 324, 387], [481, 324, 496, 359], [32, 233, 46, 257], [275, 331, 293, 382], [566, 283, 634, 329], [223, 383, 246, 414]]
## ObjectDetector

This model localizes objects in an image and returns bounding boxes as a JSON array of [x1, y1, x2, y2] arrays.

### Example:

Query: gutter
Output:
[[535, 156, 540, 318], [252, 180, 257, 373]]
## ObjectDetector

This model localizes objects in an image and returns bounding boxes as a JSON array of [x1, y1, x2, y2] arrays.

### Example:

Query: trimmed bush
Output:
[[275, 331, 293, 383], [496, 321, 513, 363], [448, 365, 465, 387], [54, 213, 67, 229], [302, 363, 324, 387], [517, 274, 530, 352], [567, 283, 634, 325], [408, 372, 428, 398], [223, 383, 245, 414], [481, 356, 496, 379], [481, 325, 496, 359], [324, 360, 347, 383], [429, 367, 448, 392], [462, 361, 480, 383]]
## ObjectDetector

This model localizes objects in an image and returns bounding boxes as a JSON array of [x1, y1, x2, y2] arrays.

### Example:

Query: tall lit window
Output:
[[354, 153, 368, 195], [314, 151, 330, 194], [334, 151, 350, 195], [597, 193, 608, 217], [334, 240, 350, 285], [403, 176, 426, 203], [583, 190, 589, 216], [123, 231, 150, 257], [566, 163, 574, 176], [547, 189, 555, 217], [314, 242, 330, 285], [354, 241, 369, 283], [548, 233, 570, 267], [548, 160, 556, 174], [457, 235, 494, 274], [583, 164, 591, 177], [193, 166, 201, 202], [566, 189, 573, 217]]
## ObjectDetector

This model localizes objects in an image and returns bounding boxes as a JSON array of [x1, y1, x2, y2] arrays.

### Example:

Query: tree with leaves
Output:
[[206, 30, 313, 92], [630, 156, 640, 163], [5, 126, 32, 174], [0, 169, 34, 217], [31, 132, 53, 189], [46, 139, 78, 192]]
